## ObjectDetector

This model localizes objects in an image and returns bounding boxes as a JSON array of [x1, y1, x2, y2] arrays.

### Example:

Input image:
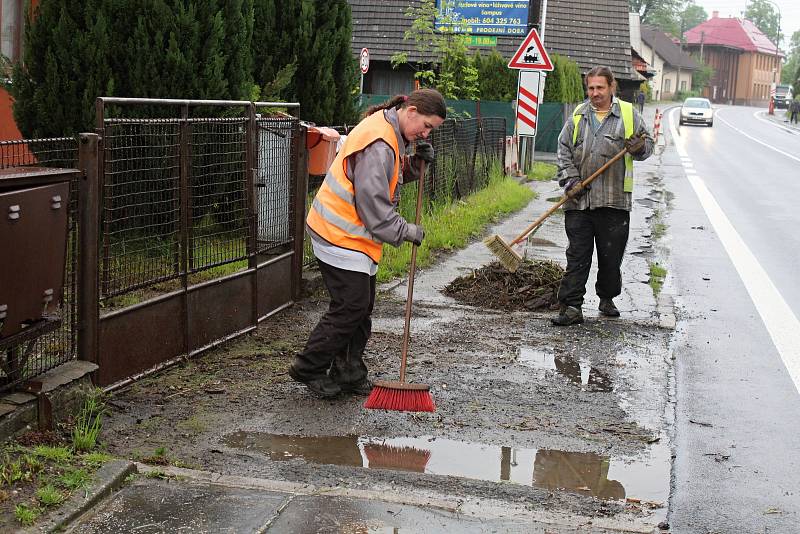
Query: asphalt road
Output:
[[665, 105, 800, 533]]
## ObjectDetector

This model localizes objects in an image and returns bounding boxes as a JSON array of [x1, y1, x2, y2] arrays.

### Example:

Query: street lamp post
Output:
[[762, 0, 781, 114]]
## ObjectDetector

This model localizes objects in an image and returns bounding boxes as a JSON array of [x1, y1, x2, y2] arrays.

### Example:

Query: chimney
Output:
[[712, 11, 718, 18]]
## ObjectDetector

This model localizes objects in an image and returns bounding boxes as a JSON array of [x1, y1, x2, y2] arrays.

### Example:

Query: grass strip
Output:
[[378, 168, 535, 283], [526, 162, 558, 182]]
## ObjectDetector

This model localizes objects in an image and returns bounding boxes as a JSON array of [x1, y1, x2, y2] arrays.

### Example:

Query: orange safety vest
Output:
[[306, 111, 401, 263]]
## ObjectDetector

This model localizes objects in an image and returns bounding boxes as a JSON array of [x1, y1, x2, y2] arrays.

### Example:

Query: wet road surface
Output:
[[666, 105, 800, 532]]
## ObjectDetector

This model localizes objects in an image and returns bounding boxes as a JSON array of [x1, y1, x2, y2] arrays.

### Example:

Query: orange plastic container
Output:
[[306, 126, 340, 176]]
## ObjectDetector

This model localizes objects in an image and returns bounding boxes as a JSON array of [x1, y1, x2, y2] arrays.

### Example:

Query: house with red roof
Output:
[[684, 11, 782, 106]]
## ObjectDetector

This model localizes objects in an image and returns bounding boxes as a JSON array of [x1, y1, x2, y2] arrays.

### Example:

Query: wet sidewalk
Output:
[[54, 110, 676, 534], [64, 463, 657, 533]]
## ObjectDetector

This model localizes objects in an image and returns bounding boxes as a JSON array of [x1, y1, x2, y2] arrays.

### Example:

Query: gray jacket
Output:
[[557, 97, 653, 211]]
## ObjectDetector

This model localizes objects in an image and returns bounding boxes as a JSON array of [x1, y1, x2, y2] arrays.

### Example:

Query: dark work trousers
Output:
[[293, 258, 375, 386], [791, 111, 798, 124], [556, 207, 630, 308]]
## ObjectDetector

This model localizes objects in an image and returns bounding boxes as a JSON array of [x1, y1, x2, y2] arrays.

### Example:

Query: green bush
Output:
[[674, 89, 701, 101], [474, 50, 517, 101], [543, 54, 584, 103]]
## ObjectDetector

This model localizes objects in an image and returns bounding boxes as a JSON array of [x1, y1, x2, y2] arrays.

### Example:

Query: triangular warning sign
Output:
[[508, 28, 553, 71]]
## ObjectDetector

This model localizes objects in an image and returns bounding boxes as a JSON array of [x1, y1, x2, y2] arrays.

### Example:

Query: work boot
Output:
[[551, 305, 584, 326], [598, 298, 620, 317], [338, 378, 374, 396], [288, 366, 342, 399]]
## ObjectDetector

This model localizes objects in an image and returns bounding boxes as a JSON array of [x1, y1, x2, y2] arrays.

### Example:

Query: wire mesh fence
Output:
[[189, 119, 249, 272], [99, 113, 301, 300], [101, 120, 182, 296], [0, 137, 79, 392], [256, 117, 299, 254], [303, 116, 506, 267]]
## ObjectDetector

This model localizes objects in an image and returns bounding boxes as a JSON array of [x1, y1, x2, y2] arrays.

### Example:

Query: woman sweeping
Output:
[[289, 88, 447, 398]]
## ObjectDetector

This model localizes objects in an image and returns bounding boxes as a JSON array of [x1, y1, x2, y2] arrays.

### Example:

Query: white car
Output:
[[679, 97, 713, 127]]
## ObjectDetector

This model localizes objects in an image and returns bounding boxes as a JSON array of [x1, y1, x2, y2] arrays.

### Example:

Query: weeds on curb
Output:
[[72, 389, 107, 452], [33, 445, 73, 464], [36, 485, 65, 507], [14, 503, 40, 525], [57, 468, 91, 491], [0, 391, 113, 528], [649, 262, 667, 295]]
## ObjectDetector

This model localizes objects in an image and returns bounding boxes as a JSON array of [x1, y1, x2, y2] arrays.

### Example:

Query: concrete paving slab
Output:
[[68, 477, 289, 533], [1, 392, 36, 405], [267, 493, 534, 533]]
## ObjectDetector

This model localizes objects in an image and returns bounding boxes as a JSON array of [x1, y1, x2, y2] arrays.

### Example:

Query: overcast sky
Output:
[[693, 0, 800, 47]]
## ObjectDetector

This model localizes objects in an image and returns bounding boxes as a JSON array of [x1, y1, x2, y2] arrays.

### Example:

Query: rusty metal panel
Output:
[[96, 293, 186, 387], [0, 181, 71, 339], [256, 254, 293, 319], [187, 273, 254, 353]]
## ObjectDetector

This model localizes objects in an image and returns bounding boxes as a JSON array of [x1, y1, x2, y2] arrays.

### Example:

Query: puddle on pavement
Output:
[[518, 347, 613, 392], [222, 432, 669, 503]]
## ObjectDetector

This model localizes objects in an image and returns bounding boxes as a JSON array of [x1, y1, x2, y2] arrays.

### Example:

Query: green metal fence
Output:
[[358, 95, 564, 152]]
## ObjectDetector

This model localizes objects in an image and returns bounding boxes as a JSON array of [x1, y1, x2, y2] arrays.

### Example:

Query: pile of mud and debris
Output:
[[443, 259, 564, 311]]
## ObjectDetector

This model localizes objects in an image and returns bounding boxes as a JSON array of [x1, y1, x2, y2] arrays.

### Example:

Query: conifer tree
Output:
[[251, 0, 357, 124], [10, 0, 255, 136]]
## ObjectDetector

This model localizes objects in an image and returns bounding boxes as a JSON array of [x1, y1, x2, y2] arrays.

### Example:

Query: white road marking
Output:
[[753, 110, 799, 134], [669, 108, 800, 395], [714, 109, 800, 163]]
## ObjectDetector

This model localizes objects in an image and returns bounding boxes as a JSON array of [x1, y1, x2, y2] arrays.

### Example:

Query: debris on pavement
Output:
[[443, 259, 564, 311]]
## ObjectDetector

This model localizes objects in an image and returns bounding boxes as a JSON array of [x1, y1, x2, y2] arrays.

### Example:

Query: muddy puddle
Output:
[[222, 432, 669, 504], [518, 347, 613, 392]]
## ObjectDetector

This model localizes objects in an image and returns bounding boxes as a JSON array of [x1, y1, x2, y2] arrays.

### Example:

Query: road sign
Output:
[[516, 71, 541, 136], [508, 28, 553, 71], [360, 48, 370, 74]]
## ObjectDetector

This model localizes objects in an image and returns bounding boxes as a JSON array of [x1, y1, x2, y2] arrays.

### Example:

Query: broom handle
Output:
[[399, 159, 426, 384], [509, 147, 628, 246]]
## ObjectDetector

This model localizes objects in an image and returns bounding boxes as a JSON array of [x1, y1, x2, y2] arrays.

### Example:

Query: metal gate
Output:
[[81, 98, 308, 387]]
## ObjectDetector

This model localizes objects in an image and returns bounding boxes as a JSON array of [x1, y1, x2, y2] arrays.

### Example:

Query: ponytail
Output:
[[363, 88, 446, 120]]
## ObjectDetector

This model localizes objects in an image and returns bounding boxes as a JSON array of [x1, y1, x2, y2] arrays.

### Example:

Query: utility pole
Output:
[[763, 0, 781, 114], [676, 16, 685, 97], [700, 31, 704, 63]]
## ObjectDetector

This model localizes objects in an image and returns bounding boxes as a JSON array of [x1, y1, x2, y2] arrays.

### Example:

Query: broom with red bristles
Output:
[[364, 158, 435, 413]]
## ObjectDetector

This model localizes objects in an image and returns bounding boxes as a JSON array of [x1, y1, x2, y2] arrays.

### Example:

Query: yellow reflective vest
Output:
[[572, 99, 635, 192], [306, 111, 400, 263]]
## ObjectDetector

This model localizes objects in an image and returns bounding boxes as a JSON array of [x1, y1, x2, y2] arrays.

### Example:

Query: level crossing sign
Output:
[[515, 71, 541, 136], [508, 28, 553, 71]]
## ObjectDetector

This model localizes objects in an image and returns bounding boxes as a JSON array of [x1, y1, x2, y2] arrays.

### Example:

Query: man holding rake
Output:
[[551, 66, 653, 326]]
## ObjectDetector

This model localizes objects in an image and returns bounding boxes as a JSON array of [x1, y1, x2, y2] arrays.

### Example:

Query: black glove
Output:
[[415, 142, 434, 163], [410, 224, 425, 246], [624, 134, 646, 155], [563, 177, 587, 198]]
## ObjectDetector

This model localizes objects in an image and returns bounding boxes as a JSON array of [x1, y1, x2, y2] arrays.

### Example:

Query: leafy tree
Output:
[[744, 0, 781, 46], [692, 62, 714, 92], [793, 63, 800, 96], [640, 0, 706, 38], [542, 54, 584, 103], [473, 50, 517, 101], [630, 0, 682, 26], [390, 0, 479, 99], [781, 30, 800, 85]]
